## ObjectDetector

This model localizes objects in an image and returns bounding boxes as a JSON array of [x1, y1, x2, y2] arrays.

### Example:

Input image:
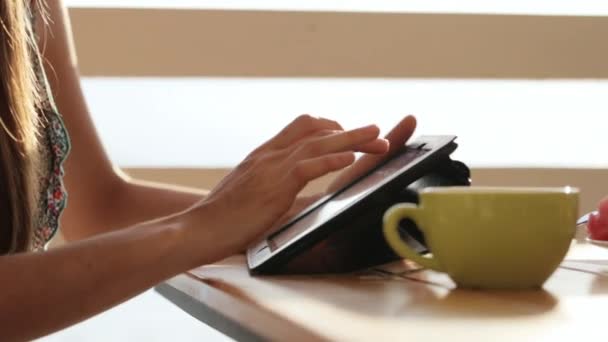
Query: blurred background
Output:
[[43, 1, 607, 340], [65, 1, 608, 208]]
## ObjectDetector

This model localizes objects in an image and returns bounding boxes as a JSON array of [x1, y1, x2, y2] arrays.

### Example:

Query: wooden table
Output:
[[157, 237, 608, 341]]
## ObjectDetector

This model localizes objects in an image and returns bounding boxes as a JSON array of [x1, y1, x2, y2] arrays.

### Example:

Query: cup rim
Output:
[[421, 186, 579, 195]]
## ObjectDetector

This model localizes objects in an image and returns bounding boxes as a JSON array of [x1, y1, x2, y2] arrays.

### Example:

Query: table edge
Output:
[[156, 274, 326, 342]]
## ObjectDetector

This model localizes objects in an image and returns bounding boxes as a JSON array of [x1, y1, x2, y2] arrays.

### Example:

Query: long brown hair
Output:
[[0, 0, 41, 253]]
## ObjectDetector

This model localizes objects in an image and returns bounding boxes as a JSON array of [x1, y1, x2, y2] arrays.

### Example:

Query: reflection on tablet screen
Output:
[[269, 147, 428, 251]]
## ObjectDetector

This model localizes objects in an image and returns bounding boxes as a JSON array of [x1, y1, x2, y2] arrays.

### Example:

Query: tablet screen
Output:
[[268, 147, 429, 250]]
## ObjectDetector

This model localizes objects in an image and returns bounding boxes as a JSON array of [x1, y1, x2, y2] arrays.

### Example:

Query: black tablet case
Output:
[[253, 155, 471, 274]]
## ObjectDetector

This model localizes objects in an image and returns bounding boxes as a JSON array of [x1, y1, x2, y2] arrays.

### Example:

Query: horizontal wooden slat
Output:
[[123, 167, 607, 214], [50, 167, 605, 247], [69, 8, 608, 78]]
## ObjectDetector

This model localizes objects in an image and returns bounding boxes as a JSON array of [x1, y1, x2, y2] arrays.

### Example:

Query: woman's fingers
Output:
[[325, 115, 416, 193], [261, 114, 344, 152], [304, 129, 388, 154], [383, 115, 417, 155], [286, 152, 356, 192], [355, 139, 390, 154], [292, 124, 385, 160], [344, 115, 415, 172]]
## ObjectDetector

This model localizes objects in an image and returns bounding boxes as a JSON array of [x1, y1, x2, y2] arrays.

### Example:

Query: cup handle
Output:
[[383, 203, 444, 271]]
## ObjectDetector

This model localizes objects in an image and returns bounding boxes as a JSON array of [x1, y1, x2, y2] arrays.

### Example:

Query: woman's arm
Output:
[[0, 212, 205, 341], [35, 1, 207, 241], [2, 112, 388, 341]]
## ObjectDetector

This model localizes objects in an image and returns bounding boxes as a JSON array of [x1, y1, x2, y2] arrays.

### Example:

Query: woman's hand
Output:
[[185, 115, 389, 259], [326, 115, 417, 193], [253, 115, 418, 244]]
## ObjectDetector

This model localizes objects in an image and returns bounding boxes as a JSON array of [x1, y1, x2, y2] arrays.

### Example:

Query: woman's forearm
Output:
[[114, 176, 209, 226], [62, 174, 209, 241], [0, 210, 213, 342]]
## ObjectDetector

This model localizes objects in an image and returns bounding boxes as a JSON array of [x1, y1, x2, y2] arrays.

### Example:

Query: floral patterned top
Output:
[[30, 45, 71, 252]]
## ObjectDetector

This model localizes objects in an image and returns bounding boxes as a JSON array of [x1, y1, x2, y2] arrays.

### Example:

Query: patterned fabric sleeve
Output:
[[30, 24, 72, 251], [32, 109, 71, 251]]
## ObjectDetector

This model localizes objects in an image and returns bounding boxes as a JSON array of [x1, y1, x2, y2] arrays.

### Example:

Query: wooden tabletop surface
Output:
[[158, 237, 608, 341]]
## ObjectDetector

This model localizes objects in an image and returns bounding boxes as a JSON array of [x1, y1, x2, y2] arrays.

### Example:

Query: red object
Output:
[[588, 197, 608, 241]]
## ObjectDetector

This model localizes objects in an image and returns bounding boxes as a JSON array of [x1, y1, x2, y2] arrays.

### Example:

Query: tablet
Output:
[[247, 135, 462, 274]]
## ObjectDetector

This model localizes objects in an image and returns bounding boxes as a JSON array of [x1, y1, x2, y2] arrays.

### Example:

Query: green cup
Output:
[[383, 186, 579, 289]]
